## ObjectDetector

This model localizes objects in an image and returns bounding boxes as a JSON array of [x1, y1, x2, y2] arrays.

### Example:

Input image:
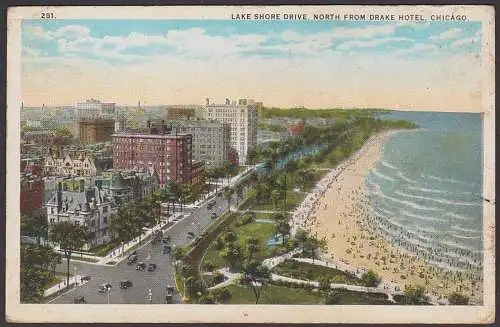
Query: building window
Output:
[[104, 216, 107, 224], [103, 206, 108, 213], [75, 221, 80, 225]]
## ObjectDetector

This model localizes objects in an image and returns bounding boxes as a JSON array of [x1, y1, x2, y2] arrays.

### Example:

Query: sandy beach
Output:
[[291, 130, 483, 305]]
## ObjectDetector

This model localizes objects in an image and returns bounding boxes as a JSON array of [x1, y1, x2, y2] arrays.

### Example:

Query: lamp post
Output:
[[106, 284, 112, 304]]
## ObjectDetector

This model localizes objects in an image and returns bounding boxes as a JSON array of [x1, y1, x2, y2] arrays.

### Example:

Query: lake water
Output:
[[366, 112, 483, 272]]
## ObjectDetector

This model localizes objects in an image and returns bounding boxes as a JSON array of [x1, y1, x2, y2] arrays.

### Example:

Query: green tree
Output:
[[241, 260, 271, 304], [235, 184, 244, 206], [21, 210, 48, 245], [224, 187, 234, 211], [220, 242, 244, 270], [403, 284, 428, 305], [319, 277, 332, 292], [361, 269, 381, 287], [185, 276, 205, 302], [325, 289, 344, 305], [270, 189, 280, 209], [245, 237, 260, 260], [448, 292, 469, 305], [49, 221, 89, 288], [275, 219, 291, 245]]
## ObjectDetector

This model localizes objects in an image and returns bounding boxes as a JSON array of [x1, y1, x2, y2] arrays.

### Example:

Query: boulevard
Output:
[[49, 193, 230, 304]]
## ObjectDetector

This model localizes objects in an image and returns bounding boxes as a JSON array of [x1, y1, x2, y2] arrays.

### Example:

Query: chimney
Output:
[[206, 98, 210, 105], [225, 98, 230, 105], [147, 120, 151, 128]]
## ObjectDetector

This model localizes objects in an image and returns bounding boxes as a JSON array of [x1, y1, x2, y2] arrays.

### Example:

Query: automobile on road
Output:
[[162, 236, 171, 244], [136, 262, 146, 271], [127, 254, 138, 264], [73, 296, 86, 304], [147, 263, 157, 272], [120, 280, 133, 289], [186, 232, 195, 238], [211, 212, 217, 219], [163, 245, 171, 254], [98, 283, 112, 293]]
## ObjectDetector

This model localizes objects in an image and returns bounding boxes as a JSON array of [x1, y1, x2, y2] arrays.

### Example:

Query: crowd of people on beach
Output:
[[288, 132, 483, 304]]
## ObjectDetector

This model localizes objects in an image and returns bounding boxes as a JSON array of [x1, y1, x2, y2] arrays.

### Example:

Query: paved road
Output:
[[49, 193, 235, 304]]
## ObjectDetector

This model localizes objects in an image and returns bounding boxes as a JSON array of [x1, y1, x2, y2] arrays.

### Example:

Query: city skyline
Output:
[[21, 20, 482, 111]]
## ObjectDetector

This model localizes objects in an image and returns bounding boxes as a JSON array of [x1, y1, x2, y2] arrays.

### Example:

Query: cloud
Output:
[[331, 24, 396, 39], [450, 30, 481, 48], [22, 46, 41, 57], [25, 24, 90, 41], [429, 28, 462, 40], [390, 43, 439, 57], [337, 37, 413, 51]]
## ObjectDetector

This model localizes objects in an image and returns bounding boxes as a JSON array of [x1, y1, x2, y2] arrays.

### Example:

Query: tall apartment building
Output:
[[167, 120, 231, 168], [201, 98, 259, 164], [78, 118, 115, 144], [112, 125, 193, 188]]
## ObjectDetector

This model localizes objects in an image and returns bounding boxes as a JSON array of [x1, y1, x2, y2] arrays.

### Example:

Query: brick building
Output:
[[191, 160, 205, 190], [112, 125, 193, 188]]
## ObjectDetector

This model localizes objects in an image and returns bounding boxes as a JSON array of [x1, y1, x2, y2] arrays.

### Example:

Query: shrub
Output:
[[448, 292, 469, 305], [213, 272, 226, 285], [212, 288, 232, 303], [361, 269, 381, 287], [203, 261, 216, 272], [325, 290, 342, 305]]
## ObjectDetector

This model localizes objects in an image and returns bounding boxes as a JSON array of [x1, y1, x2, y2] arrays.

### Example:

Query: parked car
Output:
[[186, 232, 195, 238], [211, 212, 217, 219], [147, 263, 157, 272], [163, 245, 171, 254], [98, 283, 112, 293], [81, 276, 91, 282], [162, 236, 171, 244], [120, 280, 133, 289], [136, 262, 146, 271], [73, 296, 86, 304]]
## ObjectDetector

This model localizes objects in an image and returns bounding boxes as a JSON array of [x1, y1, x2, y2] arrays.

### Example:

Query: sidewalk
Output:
[[44, 275, 89, 297]]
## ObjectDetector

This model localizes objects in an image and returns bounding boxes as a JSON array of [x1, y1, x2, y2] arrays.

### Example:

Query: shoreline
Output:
[[291, 129, 483, 305]]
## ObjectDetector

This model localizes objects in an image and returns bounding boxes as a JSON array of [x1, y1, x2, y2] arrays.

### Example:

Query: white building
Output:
[[46, 182, 113, 247], [169, 120, 231, 168], [201, 98, 259, 164], [44, 154, 97, 177], [75, 99, 116, 119]]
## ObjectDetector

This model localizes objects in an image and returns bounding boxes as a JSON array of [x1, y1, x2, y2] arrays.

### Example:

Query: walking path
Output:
[[44, 275, 89, 298]]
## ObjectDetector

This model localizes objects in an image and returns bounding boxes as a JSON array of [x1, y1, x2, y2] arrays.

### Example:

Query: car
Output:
[[120, 280, 133, 289], [127, 254, 138, 264], [211, 212, 217, 219], [81, 275, 91, 282], [163, 245, 171, 254], [73, 296, 86, 304], [136, 262, 146, 271], [98, 283, 112, 293], [162, 236, 171, 244], [186, 232, 195, 238], [147, 263, 157, 272]]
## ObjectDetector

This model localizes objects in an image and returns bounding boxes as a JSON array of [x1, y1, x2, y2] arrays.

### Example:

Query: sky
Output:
[[21, 19, 483, 111]]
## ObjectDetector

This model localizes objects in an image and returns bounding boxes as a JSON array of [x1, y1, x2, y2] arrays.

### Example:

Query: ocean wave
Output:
[[371, 169, 395, 182], [395, 190, 480, 207], [397, 171, 419, 184], [451, 225, 481, 234], [400, 210, 446, 222], [421, 174, 468, 185], [373, 190, 442, 212], [449, 233, 481, 241], [408, 185, 448, 194], [446, 212, 470, 221], [381, 160, 397, 170]]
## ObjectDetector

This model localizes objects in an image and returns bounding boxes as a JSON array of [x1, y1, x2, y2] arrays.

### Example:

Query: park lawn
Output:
[[254, 212, 273, 220], [240, 189, 306, 212], [88, 239, 122, 257], [222, 284, 324, 304], [272, 260, 365, 286], [202, 220, 280, 270]]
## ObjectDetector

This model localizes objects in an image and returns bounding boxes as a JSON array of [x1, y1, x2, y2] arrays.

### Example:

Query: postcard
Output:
[[6, 4, 495, 324]]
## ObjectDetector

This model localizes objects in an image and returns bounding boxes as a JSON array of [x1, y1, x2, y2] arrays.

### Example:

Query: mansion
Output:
[[44, 154, 97, 177]]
